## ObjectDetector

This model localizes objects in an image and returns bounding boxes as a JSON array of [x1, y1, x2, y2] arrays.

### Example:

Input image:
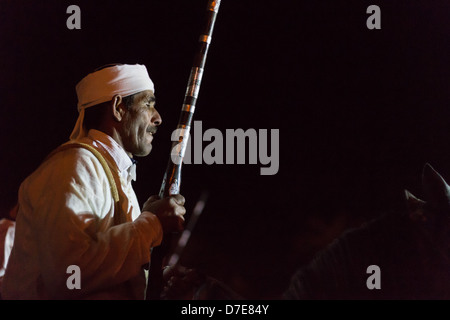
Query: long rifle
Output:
[[146, 0, 222, 300]]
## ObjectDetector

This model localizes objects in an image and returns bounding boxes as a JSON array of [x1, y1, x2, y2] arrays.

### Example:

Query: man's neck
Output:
[[92, 127, 133, 158]]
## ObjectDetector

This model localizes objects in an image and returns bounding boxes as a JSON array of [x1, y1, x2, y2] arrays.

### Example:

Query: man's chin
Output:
[[133, 145, 152, 157]]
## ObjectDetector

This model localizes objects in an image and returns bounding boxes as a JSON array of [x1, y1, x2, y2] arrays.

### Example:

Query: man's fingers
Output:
[[143, 194, 186, 234], [169, 194, 185, 206], [146, 195, 160, 203], [175, 206, 186, 219]]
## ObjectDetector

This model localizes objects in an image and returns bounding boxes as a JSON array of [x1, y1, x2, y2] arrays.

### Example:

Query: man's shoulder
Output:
[[45, 141, 104, 167], [28, 142, 109, 185]]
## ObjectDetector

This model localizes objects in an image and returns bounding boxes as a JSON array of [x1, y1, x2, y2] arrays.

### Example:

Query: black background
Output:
[[0, 0, 449, 299]]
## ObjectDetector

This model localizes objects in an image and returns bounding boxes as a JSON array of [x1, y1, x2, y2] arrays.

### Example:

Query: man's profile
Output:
[[1, 63, 186, 300]]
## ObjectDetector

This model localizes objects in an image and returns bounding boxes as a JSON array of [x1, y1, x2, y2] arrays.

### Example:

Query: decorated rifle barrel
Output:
[[147, 0, 221, 300], [159, 0, 221, 199]]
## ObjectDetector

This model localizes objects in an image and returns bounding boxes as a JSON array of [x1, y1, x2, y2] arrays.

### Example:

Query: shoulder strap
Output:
[[45, 142, 120, 204]]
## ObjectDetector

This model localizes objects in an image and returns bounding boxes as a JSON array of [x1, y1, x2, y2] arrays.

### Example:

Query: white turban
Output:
[[70, 64, 155, 140]]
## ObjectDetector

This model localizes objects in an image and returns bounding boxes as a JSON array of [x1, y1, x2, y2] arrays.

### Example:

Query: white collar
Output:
[[85, 129, 136, 182]]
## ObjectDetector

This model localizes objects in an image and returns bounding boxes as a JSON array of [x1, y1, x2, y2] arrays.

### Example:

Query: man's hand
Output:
[[142, 194, 186, 233]]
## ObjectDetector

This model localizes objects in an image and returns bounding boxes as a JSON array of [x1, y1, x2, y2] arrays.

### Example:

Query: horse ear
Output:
[[404, 189, 425, 207], [422, 163, 450, 215], [404, 189, 427, 221]]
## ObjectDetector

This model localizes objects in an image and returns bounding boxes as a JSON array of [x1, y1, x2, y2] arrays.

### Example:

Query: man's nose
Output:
[[152, 108, 162, 126]]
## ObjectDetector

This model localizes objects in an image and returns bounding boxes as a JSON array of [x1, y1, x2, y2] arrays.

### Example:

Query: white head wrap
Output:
[[70, 64, 155, 140]]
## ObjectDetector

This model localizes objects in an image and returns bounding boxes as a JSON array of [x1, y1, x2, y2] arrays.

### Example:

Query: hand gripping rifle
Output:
[[146, 0, 221, 300]]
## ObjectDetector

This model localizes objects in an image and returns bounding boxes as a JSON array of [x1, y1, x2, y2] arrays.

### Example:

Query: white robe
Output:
[[1, 130, 162, 299]]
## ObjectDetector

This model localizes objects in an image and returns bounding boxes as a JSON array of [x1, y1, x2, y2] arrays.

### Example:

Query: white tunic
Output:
[[1, 129, 162, 299]]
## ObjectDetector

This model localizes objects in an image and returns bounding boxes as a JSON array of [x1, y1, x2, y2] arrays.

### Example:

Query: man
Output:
[[1, 63, 186, 299]]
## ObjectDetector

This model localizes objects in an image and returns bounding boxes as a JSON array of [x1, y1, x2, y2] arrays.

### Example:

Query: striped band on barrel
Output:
[[207, 0, 221, 12], [176, 123, 191, 130], [182, 104, 196, 113], [185, 67, 204, 99], [178, 109, 194, 127], [199, 34, 212, 44]]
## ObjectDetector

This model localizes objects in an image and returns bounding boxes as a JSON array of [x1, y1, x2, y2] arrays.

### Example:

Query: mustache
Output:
[[147, 126, 158, 134]]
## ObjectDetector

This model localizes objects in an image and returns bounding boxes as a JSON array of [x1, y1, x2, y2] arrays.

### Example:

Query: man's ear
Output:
[[111, 95, 125, 121]]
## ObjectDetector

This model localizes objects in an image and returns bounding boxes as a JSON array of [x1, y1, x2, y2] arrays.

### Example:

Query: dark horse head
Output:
[[284, 163, 450, 300], [162, 164, 450, 300]]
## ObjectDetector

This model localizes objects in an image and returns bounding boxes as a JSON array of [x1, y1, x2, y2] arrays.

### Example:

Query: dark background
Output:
[[0, 0, 449, 299]]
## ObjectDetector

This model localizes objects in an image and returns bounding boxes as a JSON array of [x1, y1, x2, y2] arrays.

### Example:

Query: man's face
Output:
[[120, 90, 162, 157]]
